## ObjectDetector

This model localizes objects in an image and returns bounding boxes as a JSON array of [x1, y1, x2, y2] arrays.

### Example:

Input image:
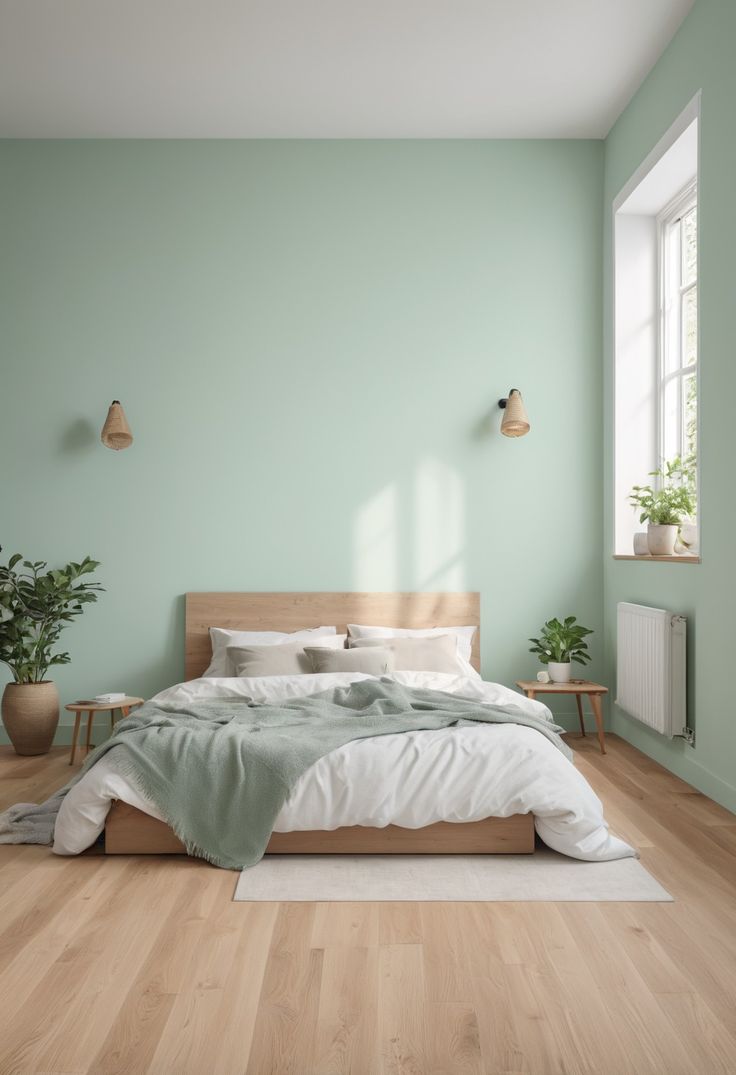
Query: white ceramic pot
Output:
[[548, 661, 572, 684], [647, 524, 678, 556], [633, 532, 650, 556], [679, 522, 698, 552]]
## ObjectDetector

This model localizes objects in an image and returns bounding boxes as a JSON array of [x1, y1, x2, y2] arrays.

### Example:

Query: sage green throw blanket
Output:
[[77, 678, 567, 869]]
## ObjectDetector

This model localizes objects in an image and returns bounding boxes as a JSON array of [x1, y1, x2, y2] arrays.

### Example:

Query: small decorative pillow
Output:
[[227, 642, 314, 677], [349, 634, 466, 674], [304, 646, 395, 675]]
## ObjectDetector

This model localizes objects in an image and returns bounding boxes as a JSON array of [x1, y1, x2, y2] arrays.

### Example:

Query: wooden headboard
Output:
[[185, 592, 480, 679]]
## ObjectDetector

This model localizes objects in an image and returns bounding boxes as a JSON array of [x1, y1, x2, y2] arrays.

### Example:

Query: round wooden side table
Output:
[[515, 680, 608, 754], [65, 697, 144, 765]]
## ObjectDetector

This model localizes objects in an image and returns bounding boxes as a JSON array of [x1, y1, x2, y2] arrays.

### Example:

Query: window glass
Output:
[[683, 286, 697, 368], [683, 372, 697, 459], [662, 377, 681, 462], [682, 206, 697, 287], [659, 185, 698, 500]]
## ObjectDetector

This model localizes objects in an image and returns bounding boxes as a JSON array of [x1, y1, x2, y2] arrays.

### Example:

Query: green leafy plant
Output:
[[0, 549, 103, 683], [529, 616, 592, 667], [629, 455, 696, 527]]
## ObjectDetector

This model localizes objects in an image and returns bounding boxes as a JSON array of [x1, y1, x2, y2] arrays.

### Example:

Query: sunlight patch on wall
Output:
[[353, 483, 398, 590], [414, 459, 465, 589]]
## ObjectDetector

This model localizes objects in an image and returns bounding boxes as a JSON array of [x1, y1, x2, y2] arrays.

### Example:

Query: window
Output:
[[612, 95, 700, 558], [659, 184, 698, 469]]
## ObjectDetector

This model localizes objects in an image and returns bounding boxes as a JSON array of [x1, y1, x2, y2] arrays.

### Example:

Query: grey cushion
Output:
[[349, 634, 465, 674], [304, 646, 395, 675], [227, 642, 312, 677]]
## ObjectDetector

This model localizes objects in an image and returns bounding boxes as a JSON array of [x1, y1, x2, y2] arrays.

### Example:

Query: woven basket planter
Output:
[[2, 681, 60, 755]]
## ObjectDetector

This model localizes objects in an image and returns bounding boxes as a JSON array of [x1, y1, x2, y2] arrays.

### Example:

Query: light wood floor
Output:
[[0, 736, 735, 1075]]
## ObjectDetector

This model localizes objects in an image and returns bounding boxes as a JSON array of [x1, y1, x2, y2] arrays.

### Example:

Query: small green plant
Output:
[[629, 455, 696, 527], [0, 549, 103, 683], [529, 616, 592, 666]]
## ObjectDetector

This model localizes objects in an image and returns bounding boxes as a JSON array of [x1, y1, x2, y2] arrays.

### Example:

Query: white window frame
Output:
[[612, 93, 700, 559], [657, 181, 698, 475]]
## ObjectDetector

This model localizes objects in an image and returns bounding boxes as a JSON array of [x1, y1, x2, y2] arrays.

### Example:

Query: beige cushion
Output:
[[304, 646, 395, 675], [349, 634, 465, 674], [227, 642, 313, 677], [346, 623, 477, 663]]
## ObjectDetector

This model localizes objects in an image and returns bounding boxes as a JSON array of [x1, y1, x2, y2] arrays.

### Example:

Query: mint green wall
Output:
[[603, 0, 736, 810], [1, 140, 603, 738]]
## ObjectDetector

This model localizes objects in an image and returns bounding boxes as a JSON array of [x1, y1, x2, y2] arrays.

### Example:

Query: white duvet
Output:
[[54, 671, 635, 862]]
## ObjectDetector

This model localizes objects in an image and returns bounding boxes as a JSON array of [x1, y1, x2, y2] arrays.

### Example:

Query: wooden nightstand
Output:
[[65, 697, 144, 765], [515, 680, 608, 755]]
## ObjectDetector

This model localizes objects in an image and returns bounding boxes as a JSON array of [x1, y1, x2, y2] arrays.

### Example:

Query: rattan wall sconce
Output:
[[101, 400, 133, 450], [498, 389, 530, 438]]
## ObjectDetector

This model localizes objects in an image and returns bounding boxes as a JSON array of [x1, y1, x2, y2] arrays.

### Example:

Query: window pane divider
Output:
[[661, 364, 698, 385]]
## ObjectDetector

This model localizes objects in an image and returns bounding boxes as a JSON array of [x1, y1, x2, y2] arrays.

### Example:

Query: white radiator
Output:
[[616, 602, 687, 738]]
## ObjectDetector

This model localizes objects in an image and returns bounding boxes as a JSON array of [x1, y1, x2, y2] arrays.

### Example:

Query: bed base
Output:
[[104, 801, 535, 857]]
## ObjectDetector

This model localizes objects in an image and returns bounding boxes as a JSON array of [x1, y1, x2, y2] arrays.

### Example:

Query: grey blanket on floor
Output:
[[0, 678, 570, 869]]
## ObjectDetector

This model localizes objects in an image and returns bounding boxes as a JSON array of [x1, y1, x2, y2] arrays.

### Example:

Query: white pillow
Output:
[[347, 624, 477, 664], [204, 626, 341, 677]]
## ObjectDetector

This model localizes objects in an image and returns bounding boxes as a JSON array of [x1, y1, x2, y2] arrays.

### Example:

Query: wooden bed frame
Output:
[[104, 592, 535, 858], [105, 802, 534, 855]]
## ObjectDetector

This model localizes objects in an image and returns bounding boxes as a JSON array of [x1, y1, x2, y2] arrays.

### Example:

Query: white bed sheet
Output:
[[53, 671, 634, 862]]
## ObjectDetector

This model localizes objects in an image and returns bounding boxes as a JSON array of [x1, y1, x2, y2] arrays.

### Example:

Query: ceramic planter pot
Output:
[[548, 661, 572, 684], [1, 681, 60, 755], [679, 521, 698, 552], [647, 524, 678, 556], [633, 532, 650, 556]]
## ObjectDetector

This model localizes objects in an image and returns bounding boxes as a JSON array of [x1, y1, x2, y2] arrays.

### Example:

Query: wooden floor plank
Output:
[[0, 859, 160, 1074], [245, 903, 323, 1075], [0, 735, 734, 1074], [557, 902, 701, 1074], [311, 900, 379, 950], [378, 943, 428, 1075], [35, 863, 184, 1075], [426, 1001, 483, 1075], [656, 991, 736, 1074], [520, 903, 637, 1075], [210, 903, 280, 1075], [420, 903, 475, 1004], [313, 944, 380, 1075], [146, 890, 269, 1075], [87, 867, 227, 1074]]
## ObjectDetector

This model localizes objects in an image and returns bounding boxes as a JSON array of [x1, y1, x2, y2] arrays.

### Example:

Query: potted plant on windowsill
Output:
[[629, 456, 696, 557], [0, 550, 103, 755], [528, 616, 592, 684]]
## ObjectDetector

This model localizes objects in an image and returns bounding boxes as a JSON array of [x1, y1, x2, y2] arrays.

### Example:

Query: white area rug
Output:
[[234, 851, 672, 902]]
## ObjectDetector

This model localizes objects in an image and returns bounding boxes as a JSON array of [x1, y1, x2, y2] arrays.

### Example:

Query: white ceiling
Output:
[[0, 0, 694, 139]]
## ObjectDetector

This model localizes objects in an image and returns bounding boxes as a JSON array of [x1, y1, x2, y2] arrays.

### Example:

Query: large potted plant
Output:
[[0, 550, 103, 755], [629, 456, 696, 556], [529, 616, 592, 683]]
